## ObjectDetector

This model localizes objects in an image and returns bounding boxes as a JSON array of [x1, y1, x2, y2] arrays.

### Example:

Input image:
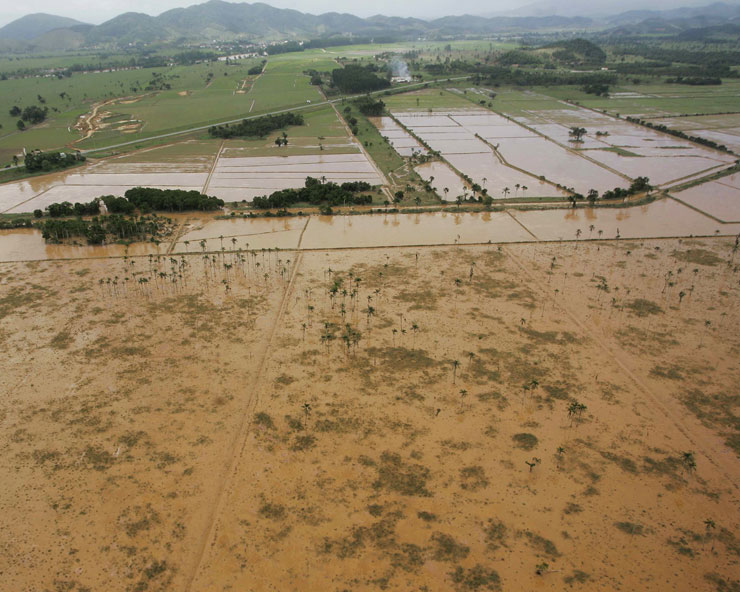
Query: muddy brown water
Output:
[[4, 198, 740, 263], [671, 182, 740, 223], [0, 228, 159, 261]]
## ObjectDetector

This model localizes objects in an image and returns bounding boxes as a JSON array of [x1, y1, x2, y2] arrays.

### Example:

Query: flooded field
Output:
[[509, 108, 735, 186], [371, 117, 427, 157], [0, 163, 209, 214], [392, 110, 574, 196], [671, 179, 740, 223], [2, 237, 738, 591], [510, 197, 740, 241], [495, 137, 626, 193], [0, 228, 159, 261], [176, 216, 305, 252], [414, 161, 467, 201], [648, 114, 740, 154], [205, 153, 384, 201], [5, 196, 740, 263], [299, 210, 534, 248]]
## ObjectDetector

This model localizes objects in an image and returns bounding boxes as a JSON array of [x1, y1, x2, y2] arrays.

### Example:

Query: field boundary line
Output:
[[202, 140, 225, 194], [504, 247, 738, 491], [184, 250, 303, 591], [504, 209, 539, 240], [665, 194, 739, 225], [297, 216, 310, 248]]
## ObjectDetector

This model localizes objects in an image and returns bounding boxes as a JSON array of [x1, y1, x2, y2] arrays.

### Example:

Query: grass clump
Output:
[[373, 451, 431, 497], [254, 412, 275, 430], [460, 466, 489, 491], [524, 531, 560, 557], [625, 298, 663, 317], [450, 565, 502, 591], [484, 519, 508, 551], [259, 502, 286, 520], [564, 570, 591, 585], [50, 330, 74, 349], [291, 434, 316, 451], [672, 249, 723, 267], [615, 521, 644, 535], [512, 433, 539, 451], [431, 532, 470, 561]]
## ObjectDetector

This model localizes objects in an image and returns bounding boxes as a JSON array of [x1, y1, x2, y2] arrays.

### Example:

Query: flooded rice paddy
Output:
[[205, 153, 384, 201], [370, 117, 427, 157], [671, 176, 740, 223], [4, 198, 740, 262], [0, 163, 208, 214], [509, 108, 735, 186], [392, 110, 625, 194], [414, 161, 467, 201]]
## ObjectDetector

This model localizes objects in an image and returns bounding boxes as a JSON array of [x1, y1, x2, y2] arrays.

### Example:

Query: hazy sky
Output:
[[0, 0, 717, 27]]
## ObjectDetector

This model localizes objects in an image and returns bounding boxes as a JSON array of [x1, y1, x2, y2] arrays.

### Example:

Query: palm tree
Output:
[[556, 446, 565, 469], [459, 389, 468, 409], [502, 187, 510, 198], [525, 458, 540, 472], [452, 360, 460, 384], [682, 451, 696, 473]]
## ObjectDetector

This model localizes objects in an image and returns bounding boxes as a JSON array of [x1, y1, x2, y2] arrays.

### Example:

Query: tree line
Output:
[[124, 188, 224, 212], [39, 215, 167, 245], [252, 177, 373, 210], [625, 117, 733, 153], [45, 195, 134, 218], [25, 150, 86, 172], [331, 65, 391, 94], [39, 188, 223, 219], [209, 113, 304, 139]]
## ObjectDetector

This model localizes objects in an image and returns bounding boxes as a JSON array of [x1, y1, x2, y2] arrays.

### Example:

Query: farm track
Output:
[[504, 247, 739, 492], [184, 251, 304, 591]]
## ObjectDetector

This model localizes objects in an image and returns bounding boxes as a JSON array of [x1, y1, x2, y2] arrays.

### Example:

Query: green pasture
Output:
[[572, 80, 740, 117], [382, 88, 473, 111]]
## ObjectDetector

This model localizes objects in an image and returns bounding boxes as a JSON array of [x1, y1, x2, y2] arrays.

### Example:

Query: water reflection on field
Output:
[[300, 210, 533, 248], [3, 199, 739, 262]]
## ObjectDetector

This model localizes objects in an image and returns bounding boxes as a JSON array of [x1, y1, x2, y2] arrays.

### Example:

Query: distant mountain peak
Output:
[[0, 13, 88, 41]]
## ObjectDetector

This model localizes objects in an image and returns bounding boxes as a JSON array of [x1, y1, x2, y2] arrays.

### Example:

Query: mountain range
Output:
[[0, 0, 738, 50]]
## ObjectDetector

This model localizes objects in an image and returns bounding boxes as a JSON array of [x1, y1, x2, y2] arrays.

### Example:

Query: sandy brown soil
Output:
[[0, 238, 738, 591]]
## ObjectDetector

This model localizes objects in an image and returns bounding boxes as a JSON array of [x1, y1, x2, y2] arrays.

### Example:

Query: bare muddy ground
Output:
[[0, 237, 738, 591]]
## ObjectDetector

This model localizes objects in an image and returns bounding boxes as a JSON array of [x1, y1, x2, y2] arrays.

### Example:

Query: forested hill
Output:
[[1, 0, 738, 49], [0, 0, 593, 48]]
